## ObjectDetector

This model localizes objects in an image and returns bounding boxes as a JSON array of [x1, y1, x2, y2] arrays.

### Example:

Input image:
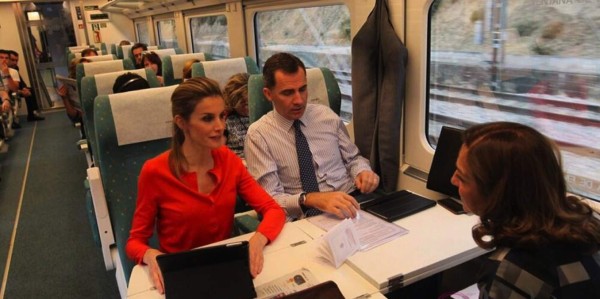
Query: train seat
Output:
[[116, 44, 132, 60], [146, 48, 184, 60], [190, 56, 259, 88], [248, 67, 341, 123], [161, 52, 212, 86], [80, 68, 160, 164], [96, 42, 108, 55], [68, 53, 116, 65], [92, 85, 176, 297], [76, 59, 135, 95]]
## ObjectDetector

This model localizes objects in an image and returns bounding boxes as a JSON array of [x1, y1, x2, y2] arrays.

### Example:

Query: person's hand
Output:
[[57, 85, 68, 97], [248, 232, 268, 278], [355, 171, 379, 194], [21, 88, 31, 97], [142, 248, 165, 294], [305, 191, 359, 219], [2, 100, 10, 113], [0, 61, 8, 76]]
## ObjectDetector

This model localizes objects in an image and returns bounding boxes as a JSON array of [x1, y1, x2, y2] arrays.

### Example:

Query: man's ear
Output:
[[262, 87, 273, 102]]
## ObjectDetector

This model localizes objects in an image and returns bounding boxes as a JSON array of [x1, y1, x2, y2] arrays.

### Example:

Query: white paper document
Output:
[[317, 218, 361, 268], [308, 210, 409, 251], [255, 268, 319, 299]]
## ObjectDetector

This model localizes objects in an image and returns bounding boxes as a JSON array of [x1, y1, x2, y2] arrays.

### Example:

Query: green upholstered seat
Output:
[[162, 52, 212, 86], [190, 56, 259, 88], [116, 44, 131, 59], [76, 59, 135, 95], [93, 85, 177, 290], [80, 68, 160, 162], [248, 67, 341, 123], [97, 43, 107, 54]]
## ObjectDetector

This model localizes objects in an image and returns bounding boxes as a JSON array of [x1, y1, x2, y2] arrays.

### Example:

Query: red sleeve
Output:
[[236, 158, 285, 242], [125, 159, 160, 264]]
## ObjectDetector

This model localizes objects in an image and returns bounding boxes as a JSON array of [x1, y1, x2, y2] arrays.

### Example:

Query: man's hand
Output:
[[355, 171, 379, 194], [304, 191, 359, 219]]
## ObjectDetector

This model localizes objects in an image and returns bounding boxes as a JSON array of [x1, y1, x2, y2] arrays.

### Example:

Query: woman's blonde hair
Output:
[[182, 59, 200, 80], [168, 77, 223, 179], [222, 73, 249, 114]]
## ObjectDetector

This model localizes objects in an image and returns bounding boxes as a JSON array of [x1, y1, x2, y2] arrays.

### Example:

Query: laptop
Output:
[[282, 281, 345, 299], [426, 126, 466, 214], [361, 190, 437, 222], [156, 241, 256, 299]]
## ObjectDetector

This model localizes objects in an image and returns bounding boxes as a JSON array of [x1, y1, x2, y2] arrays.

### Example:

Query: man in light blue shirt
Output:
[[245, 53, 379, 221]]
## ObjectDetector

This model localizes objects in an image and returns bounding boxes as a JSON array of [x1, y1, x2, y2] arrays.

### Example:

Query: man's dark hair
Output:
[[131, 43, 148, 54], [7, 50, 18, 57], [0, 49, 8, 55], [113, 72, 150, 93], [262, 52, 306, 89], [81, 48, 98, 57]]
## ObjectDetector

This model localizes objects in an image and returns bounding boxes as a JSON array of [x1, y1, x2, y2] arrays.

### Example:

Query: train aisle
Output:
[[0, 111, 120, 298]]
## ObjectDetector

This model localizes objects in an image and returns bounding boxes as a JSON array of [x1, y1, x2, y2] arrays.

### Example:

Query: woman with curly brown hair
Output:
[[451, 122, 600, 298], [222, 72, 250, 158]]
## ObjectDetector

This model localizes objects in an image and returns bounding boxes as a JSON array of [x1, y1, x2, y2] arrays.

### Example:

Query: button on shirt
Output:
[[245, 104, 372, 220]]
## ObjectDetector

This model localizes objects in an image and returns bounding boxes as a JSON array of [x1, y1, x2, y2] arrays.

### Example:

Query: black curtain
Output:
[[351, 0, 408, 192]]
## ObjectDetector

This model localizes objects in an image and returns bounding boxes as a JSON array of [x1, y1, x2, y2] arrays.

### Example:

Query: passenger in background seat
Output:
[[451, 122, 600, 298], [80, 48, 98, 57], [7, 50, 44, 122], [142, 52, 163, 85], [126, 78, 285, 294], [131, 43, 147, 69], [119, 40, 131, 46], [223, 73, 249, 158], [182, 59, 199, 81], [58, 57, 90, 126], [112, 72, 150, 94]]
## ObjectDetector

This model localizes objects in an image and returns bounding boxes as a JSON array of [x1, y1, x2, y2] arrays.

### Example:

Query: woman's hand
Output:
[[248, 232, 269, 278], [142, 248, 165, 294]]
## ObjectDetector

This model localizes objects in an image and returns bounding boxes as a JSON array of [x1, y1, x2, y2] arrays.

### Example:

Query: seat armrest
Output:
[[87, 166, 116, 270]]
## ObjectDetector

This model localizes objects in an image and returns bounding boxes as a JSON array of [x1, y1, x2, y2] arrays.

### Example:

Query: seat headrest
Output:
[[198, 57, 249, 87], [306, 68, 329, 107], [109, 85, 178, 145], [167, 53, 207, 80], [82, 60, 125, 76], [85, 55, 116, 62], [93, 68, 148, 96]]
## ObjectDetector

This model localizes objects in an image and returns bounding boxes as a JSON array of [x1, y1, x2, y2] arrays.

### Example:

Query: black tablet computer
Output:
[[362, 190, 436, 222], [157, 241, 256, 299], [426, 126, 466, 214]]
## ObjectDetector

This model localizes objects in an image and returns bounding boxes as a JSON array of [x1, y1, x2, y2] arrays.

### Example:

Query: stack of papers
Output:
[[309, 211, 409, 267]]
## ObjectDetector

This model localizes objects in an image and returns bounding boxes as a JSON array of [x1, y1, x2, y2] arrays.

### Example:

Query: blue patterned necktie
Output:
[[293, 120, 322, 217]]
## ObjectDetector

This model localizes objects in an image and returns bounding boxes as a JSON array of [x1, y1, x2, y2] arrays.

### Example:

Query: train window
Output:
[[189, 15, 229, 59], [427, 0, 599, 201], [135, 21, 150, 45], [254, 4, 352, 122], [156, 19, 179, 48]]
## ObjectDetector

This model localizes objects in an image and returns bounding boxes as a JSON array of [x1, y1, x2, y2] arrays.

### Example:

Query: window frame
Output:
[[184, 9, 230, 57], [153, 13, 177, 48], [243, 0, 353, 65]]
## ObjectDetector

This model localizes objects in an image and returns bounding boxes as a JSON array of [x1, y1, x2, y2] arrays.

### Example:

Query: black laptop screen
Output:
[[426, 126, 464, 200]]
